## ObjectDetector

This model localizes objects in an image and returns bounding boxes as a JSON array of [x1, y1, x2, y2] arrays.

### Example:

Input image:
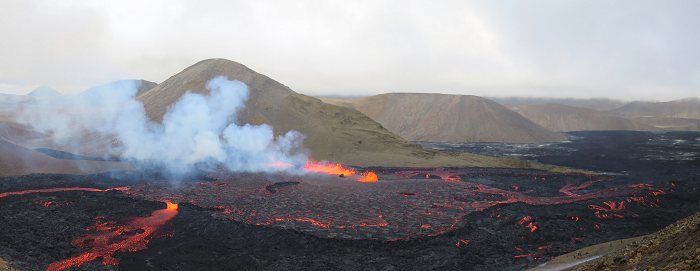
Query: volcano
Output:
[[134, 58, 572, 170], [320, 93, 567, 143], [2, 59, 699, 271]]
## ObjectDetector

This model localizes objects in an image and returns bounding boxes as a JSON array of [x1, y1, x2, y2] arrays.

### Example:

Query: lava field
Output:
[[1, 165, 699, 270], [1, 131, 700, 270]]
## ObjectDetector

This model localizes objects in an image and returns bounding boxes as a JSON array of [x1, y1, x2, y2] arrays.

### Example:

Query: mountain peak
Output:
[[27, 85, 61, 96]]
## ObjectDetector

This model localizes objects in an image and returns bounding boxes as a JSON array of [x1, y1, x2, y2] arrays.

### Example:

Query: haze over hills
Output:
[[26, 86, 61, 96], [604, 98, 700, 130], [507, 103, 658, 132], [321, 93, 567, 143], [0, 137, 131, 177], [133, 58, 577, 171], [80, 80, 158, 99], [606, 98, 700, 118], [489, 97, 627, 111]]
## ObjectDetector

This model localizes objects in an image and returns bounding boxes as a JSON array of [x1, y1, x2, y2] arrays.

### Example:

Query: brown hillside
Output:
[[321, 93, 566, 143], [607, 97, 700, 118], [0, 137, 132, 177], [508, 104, 658, 132], [136, 80, 158, 97], [571, 212, 700, 271], [134, 58, 581, 171], [0, 121, 49, 145]]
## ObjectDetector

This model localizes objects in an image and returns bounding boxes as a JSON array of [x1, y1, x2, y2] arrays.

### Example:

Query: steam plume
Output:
[[15, 76, 307, 174]]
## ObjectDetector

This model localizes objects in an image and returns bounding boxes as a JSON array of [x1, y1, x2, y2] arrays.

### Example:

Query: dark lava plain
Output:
[[0, 131, 699, 271]]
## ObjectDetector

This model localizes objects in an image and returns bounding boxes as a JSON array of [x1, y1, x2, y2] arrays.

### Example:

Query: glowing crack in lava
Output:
[[303, 160, 356, 176], [47, 201, 179, 271], [126, 167, 670, 241]]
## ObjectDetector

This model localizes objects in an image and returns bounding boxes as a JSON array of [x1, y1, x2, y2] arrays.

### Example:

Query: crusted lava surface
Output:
[[0, 166, 698, 270], [1, 131, 700, 270]]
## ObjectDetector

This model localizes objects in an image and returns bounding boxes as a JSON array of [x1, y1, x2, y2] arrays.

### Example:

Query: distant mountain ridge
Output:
[[321, 93, 567, 143], [489, 97, 627, 111], [606, 97, 700, 118], [507, 104, 658, 132], [27, 85, 61, 96]]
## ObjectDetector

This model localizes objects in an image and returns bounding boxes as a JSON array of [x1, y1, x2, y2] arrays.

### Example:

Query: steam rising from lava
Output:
[[14, 77, 308, 174]]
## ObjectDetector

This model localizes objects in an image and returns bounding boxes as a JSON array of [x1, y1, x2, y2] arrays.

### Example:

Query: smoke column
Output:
[[14, 76, 308, 174]]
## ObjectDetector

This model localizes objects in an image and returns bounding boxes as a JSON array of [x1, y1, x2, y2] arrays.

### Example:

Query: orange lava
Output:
[[0, 187, 128, 198], [303, 160, 355, 176], [46, 201, 179, 271], [268, 157, 294, 167], [268, 162, 294, 167], [357, 172, 378, 182], [455, 239, 470, 247]]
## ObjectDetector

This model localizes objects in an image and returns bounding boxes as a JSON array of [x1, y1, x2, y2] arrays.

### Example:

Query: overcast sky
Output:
[[1, 0, 698, 101]]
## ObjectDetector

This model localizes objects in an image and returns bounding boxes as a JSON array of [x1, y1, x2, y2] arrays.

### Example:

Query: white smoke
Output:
[[14, 76, 308, 174]]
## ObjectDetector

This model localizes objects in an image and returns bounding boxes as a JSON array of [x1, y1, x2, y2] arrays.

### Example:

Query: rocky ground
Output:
[[571, 212, 700, 271], [0, 168, 699, 270]]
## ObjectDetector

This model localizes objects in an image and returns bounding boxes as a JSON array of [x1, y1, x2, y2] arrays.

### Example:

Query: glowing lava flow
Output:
[[357, 172, 378, 182], [303, 160, 356, 176], [0, 187, 128, 198], [46, 201, 179, 271], [269, 161, 294, 167], [268, 157, 294, 167]]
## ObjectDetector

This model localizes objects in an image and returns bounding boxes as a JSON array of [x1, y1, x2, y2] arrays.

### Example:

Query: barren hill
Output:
[[321, 93, 566, 143], [606, 97, 700, 118], [0, 137, 131, 177], [507, 104, 657, 132], [134, 58, 578, 171]]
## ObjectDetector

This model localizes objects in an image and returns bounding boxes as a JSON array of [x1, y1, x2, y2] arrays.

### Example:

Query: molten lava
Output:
[[303, 160, 356, 176], [46, 201, 179, 271], [456, 239, 470, 247], [269, 161, 294, 167], [268, 157, 294, 167], [357, 172, 378, 182]]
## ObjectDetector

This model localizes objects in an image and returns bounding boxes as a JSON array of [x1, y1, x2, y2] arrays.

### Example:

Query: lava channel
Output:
[[46, 201, 179, 271]]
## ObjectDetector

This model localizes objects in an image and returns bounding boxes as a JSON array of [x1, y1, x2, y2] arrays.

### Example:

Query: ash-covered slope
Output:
[[321, 93, 566, 143], [508, 103, 657, 132], [135, 59, 576, 170], [0, 137, 131, 177], [607, 97, 700, 118]]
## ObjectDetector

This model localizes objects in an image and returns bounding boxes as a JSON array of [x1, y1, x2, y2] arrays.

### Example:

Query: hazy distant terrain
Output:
[[489, 97, 627, 111], [500, 97, 700, 132], [80, 79, 157, 99], [26, 85, 61, 96], [321, 93, 566, 143], [606, 98, 700, 119], [507, 103, 658, 132]]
